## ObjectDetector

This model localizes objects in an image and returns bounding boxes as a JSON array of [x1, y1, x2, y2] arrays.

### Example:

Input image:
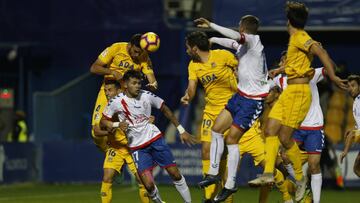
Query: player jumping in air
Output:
[[101, 70, 197, 203]]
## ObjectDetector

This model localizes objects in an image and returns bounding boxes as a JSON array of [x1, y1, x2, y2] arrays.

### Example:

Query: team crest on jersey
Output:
[[211, 62, 216, 68], [94, 113, 100, 121], [304, 39, 313, 48]]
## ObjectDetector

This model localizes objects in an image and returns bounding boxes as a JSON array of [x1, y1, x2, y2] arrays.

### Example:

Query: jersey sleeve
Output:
[[293, 33, 318, 52], [188, 62, 197, 81], [210, 37, 240, 50], [102, 99, 120, 120], [98, 43, 120, 64], [146, 91, 164, 109], [312, 67, 325, 83]]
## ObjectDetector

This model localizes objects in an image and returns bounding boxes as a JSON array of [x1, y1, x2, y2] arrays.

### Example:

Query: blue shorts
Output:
[[293, 129, 325, 154], [131, 137, 176, 174], [225, 93, 264, 131]]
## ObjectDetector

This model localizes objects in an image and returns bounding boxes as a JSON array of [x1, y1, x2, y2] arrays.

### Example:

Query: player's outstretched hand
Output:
[[149, 115, 155, 124], [146, 81, 158, 91], [111, 70, 122, 81], [194, 18, 211, 28], [268, 68, 282, 79], [332, 76, 348, 90], [118, 120, 129, 132], [180, 131, 198, 147], [180, 93, 190, 105]]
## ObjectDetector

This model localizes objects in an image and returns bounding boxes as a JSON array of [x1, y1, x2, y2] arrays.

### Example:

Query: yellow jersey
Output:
[[285, 30, 316, 79], [98, 42, 154, 80], [188, 49, 238, 114]]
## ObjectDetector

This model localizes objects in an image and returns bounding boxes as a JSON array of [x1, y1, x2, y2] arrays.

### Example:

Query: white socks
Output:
[[311, 173, 322, 203], [208, 131, 224, 175], [285, 163, 295, 179], [224, 144, 240, 189], [173, 175, 191, 203], [149, 186, 163, 203]]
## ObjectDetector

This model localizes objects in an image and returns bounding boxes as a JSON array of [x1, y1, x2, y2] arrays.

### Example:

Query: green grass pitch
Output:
[[0, 183, 359, 203]]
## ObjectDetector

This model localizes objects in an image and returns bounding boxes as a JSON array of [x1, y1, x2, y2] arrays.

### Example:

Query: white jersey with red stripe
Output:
[[273, 67, 325, 129], [102, 90, 164, 150], [354, 94, 360, 130], [209, 23, 269, 100]]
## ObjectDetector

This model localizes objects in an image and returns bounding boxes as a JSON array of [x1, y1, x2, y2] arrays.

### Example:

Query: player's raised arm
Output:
[[90, 43, 123, 81], [181, 80, 197, 105], [194, 17, 240, 40], [145, 72, 158, 91], [209, 37, 240, 50], [309, 43, 347, 89], [160, 104, 198, 146]]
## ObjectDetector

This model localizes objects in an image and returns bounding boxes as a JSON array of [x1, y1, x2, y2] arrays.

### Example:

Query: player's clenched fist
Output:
[[194, 18, 211, 28]]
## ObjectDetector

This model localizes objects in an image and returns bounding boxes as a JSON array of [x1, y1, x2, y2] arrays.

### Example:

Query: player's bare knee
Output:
[[167, 167, 182, 181], [279, 134, 292, 149], [225, 134, 239, 144], [102, 169, 115, 183], [211, 124, 224, 134], [102, 174, 113, 183], [308, 162, 320, 174]]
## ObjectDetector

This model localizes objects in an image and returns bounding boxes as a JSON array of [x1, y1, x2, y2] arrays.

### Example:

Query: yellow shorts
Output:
[[201, 111, 229, 142], [104, 147, 137, 175], [269, 84, 311, 129], [91, 85, 108, 151], [238, 122, 265, 166]]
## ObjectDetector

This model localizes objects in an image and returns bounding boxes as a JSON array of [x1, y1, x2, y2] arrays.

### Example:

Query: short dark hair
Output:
[[240, 15, 260, 34], [347, 74, 360, 85], [104, 79, 121, 89], [123, 70, 142, 82], [130, 33, 142, 48], [185, 31, 210, 51], [286, 1, 308, 29]]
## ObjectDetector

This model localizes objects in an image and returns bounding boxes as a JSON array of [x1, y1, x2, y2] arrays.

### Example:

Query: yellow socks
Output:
[[286, 143, 303, 181], [101, 182, 112, 203], [264, 136, 280, 174], [274, 169, 291, 201], [138, 184, 150, 203]]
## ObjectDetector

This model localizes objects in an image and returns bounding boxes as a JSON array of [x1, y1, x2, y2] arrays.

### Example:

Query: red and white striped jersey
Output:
[[103, 90, 164, 150], [354, 94, 360, 130]]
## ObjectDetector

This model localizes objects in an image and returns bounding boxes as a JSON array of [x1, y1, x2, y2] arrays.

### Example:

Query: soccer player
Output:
[[100, 70, 197, 203], [340, 75, 360, 177], [90, 33, 158, 152], [240, 86, 296, 203], [249, 2, 347, 202], [94, 80, 150, 203], [195, 15, 269, 201], [180, 31, 238, 203], [272, 66, 327, 203]]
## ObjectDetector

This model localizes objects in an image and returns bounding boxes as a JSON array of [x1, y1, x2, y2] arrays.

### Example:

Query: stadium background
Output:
[[0, 0, 359, 202]]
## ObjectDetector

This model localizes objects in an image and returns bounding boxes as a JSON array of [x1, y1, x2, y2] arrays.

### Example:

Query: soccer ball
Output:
[[140, 32, 160, 52]]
